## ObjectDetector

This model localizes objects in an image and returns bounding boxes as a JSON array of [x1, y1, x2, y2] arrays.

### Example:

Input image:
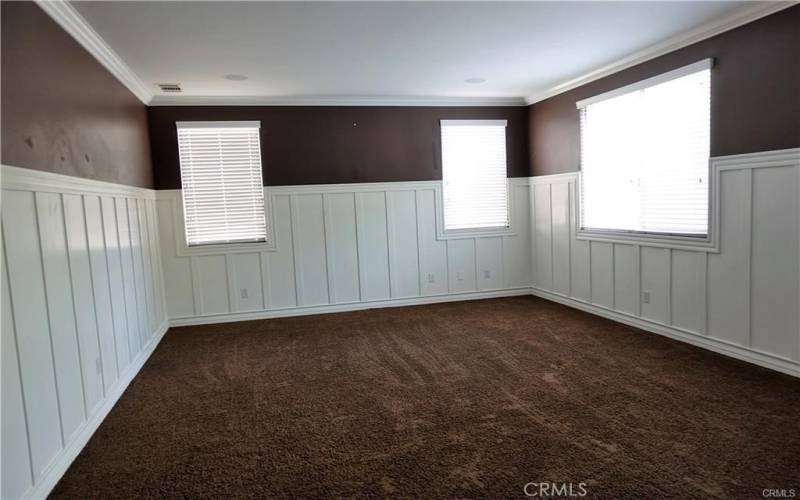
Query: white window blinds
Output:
[[177, 121, 267, 246], [440, 120, 509, 231], [578, 59, 711, 237]]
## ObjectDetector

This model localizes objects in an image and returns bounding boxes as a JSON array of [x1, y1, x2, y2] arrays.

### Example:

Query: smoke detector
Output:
[[157, 83, 182, 93]]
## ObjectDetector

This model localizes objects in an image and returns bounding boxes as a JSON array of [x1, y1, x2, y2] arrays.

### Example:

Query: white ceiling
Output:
[[70, 1, 767, 105]]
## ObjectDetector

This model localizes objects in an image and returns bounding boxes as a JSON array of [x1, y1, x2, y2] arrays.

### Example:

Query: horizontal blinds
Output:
[[177, 122, 267, 246], [580, 65, 711, 236], [441, 120, 509, 230]]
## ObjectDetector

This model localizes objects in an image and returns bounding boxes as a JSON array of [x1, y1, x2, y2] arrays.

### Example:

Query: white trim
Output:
[[440, 119, 508, 127], [708, 147, 800, 168], [1, 164, 155, 199], [575, 59, 713, 109], [150, 95, 527, 107], [525, 2, 796, 105], [529, 172, 579, 185], [24, 320, 169, 500], [176, 121, 261, 129], [34, 0, 153, 105], [169, 288, 531, 327], [531, 288, 800, 379], [265, 179, 441, 195]]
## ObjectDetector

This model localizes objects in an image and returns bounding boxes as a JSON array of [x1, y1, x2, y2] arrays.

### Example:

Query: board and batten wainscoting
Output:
[[529, 148, 800, 377], [0, 165, 169, 500], [156, 178, 532, 325]]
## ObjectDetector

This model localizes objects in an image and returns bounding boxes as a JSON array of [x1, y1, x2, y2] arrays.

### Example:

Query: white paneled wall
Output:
[[0, 166, 168, 500], [530, 149, 800, 377], [157, 179, 532, 325]]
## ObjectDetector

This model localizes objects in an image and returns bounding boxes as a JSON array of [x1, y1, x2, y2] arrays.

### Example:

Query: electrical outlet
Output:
[[426, 273, 435, 283], [456, 271, 464, 281], [483, 270, 491, 279], [642, 290, 651, 304], [240, 288, 249, 299]]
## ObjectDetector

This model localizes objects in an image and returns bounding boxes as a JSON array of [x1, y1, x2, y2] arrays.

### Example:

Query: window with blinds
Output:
[[578, 59, 711, 237], [440, 120, 509, 231], [177, 121, 267, 246]]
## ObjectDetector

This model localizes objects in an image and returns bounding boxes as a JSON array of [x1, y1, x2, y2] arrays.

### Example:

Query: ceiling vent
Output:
[[157, 83, 182, 93]]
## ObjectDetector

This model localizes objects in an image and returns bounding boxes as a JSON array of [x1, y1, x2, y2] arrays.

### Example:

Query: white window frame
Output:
[[575, 59, 717, 251], [168, 190, 277, 257], [438, 119, 514, 239], [174, 120, 276, 256]]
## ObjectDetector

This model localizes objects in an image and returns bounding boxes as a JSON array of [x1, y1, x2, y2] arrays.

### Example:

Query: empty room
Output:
[[1, 1, 799, 498]]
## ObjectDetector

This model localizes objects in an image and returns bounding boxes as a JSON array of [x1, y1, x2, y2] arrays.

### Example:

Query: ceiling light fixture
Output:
[[464, 77, 486, 84], [224, 74, 249, 81]]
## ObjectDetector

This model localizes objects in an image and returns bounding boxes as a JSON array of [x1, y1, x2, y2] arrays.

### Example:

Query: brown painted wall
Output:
[[528, 5, 800, 176], [148, 106, 528, 189], [1, 2, 153, 188]]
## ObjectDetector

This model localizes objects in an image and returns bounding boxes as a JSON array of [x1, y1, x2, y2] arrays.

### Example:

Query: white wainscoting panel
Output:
[[356, 191, 392, 301], [387, 190, 421, 299], [1, 165, 168, 499], [503, 186, 532, 289], [416, 189, 449, 296], [447, 238, 477, 293], [476, 237, 503, 291], [324, 193, 360, 304], [613, 244, 639, 316], [157, 179, 531, 325], [529, 149, 800, 377], [291, 194, 330, 307]]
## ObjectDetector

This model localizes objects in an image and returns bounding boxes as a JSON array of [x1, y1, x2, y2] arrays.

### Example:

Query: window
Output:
[[177, 121, 267, 246], [578, 59, 711, 238], [440, 120, 509, 231]]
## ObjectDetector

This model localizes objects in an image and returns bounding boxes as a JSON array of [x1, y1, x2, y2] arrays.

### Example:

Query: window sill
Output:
[[178, 239, 277, 257], [576, 228, 719, 253], [440, 226, 516, 240]]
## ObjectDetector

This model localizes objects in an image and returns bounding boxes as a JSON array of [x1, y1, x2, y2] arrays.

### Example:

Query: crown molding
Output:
[[34, 0, 153, 104], [148, 94, 527, 107], [524, 1, 797, 105]]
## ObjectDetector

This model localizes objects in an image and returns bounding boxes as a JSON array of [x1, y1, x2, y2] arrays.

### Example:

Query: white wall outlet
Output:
[[642, 290, 651, 304], [483, 270, 491, 279], [456, 271, 464, 281], [240, 288, 249, 299], [426, 273, 435, 283]]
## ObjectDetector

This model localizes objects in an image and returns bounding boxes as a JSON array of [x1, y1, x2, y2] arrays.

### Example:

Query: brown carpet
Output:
[[51, 296, 800, 499]]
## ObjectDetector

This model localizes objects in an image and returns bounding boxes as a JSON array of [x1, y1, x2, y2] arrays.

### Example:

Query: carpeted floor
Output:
[[51, 296, 800, 499]]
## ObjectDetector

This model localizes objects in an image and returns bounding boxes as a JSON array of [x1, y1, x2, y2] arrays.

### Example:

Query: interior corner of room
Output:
[[1, 1, 799, 498]]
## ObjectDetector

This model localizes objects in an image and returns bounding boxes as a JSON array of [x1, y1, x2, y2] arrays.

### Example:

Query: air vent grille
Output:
[[157, 83, 182, 93]]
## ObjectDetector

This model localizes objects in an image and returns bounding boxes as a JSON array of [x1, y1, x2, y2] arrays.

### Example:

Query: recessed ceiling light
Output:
[[224, 74, 249, 81], [464, 77, 486, 84]]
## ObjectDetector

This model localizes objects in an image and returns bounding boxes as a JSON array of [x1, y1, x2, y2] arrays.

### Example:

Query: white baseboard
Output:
[[531, 288, 800, 379], [26, 321, 170, 500], [169, 288, 532, 327], [172, 287, 800, 378]]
